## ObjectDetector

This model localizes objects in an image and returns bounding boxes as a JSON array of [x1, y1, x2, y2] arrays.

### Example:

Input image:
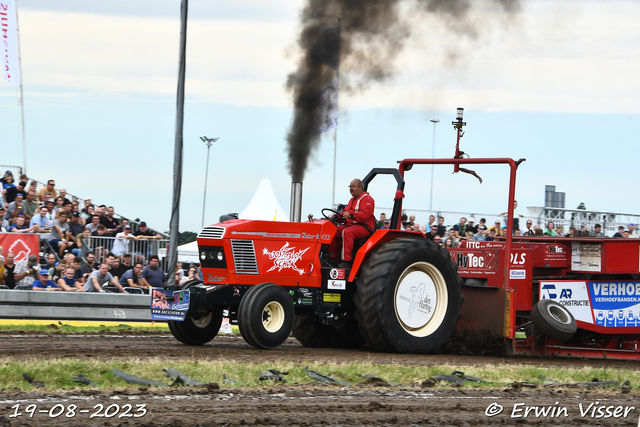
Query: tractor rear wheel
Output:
[[167, 279, 224, 346], [292, 315, 365, 348], [292, 316, 335, 347], [238, 283, 294, 349], [355, 238, 463, 354], [531, 299, 577, 342]]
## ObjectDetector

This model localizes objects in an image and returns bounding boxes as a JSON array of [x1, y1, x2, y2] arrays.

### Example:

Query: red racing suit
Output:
[[328, 192, 375, 262]]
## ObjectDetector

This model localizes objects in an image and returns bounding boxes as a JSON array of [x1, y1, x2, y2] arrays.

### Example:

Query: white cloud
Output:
[[11, 1, 640, 113]]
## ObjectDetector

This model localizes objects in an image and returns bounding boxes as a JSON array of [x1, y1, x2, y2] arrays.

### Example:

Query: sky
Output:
[[1, 0, 639, 233]]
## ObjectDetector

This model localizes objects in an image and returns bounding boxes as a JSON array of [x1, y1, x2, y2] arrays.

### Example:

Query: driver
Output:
[[328, 179, 375, 268]]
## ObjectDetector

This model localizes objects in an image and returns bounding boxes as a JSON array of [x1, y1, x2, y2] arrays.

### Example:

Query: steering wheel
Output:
[[321, 208, 345, 224]]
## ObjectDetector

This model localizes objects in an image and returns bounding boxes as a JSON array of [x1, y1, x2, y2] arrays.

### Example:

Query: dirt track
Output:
[[1, 332, 639, 426]]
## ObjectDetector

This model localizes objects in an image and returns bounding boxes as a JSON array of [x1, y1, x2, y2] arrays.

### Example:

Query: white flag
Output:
[[1, 0, 20, 86], [319, 76, 338, 133]]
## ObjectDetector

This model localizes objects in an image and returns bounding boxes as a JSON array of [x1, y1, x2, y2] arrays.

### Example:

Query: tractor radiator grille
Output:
[[230, 239, 259, 274], [199, 226, 225, 239]]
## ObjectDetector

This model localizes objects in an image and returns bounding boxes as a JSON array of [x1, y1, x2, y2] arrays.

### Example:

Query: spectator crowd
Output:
[[374, 207, 639, 249], [0, 170, 196, 292]]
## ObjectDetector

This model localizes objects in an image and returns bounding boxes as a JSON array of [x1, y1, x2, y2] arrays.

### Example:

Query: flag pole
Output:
[[15, 0, 27, 176], [331, 18, 341, 208], [332, 128, 337, 208], [168, 0, 188, 287]]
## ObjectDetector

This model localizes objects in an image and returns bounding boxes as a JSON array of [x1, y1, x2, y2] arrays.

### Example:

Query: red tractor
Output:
[[153, 108, 640, 359], [153, 164, 463, 353]]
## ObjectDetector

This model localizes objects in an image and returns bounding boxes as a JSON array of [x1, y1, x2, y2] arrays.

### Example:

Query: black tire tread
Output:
[[238, 283, 294, 350], [238, 285, 260, 349], [167, 280, 221, 346], [292, 316, 365, 348], [354, 237, 463, 354], [531, 299, 577, 342], [292, 315, 333, 348]]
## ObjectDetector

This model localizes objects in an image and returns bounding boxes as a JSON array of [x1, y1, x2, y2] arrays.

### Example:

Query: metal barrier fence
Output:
[[0, 290, 156, 322], [82, 235, 170, 268], [375, 207, 640, 237], [375, 207, 506, 232], [0, 232, 170, 271], [529, 207, 640, 237], [0, 165, 23, 181]]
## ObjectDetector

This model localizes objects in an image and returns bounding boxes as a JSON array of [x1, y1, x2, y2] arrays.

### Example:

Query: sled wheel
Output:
[[167, 280, 223, 345], [355, 237, 463, 354], [238, 283, 294, 349], [531, 299, 577, 342]]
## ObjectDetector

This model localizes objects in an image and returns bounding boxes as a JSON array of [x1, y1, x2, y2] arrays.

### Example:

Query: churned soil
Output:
[[0, 333, 638, 426], [0, 385, 638, 426]]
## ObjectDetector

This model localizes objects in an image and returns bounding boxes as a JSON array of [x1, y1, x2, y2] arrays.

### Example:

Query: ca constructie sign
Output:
[[1, 0, 20, 86]]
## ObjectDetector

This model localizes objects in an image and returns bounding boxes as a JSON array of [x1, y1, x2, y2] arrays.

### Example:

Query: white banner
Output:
[[1, 0, 20, 86]]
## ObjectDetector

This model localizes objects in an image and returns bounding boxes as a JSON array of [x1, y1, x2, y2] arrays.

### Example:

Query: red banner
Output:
[[0, 233, 40, 263]]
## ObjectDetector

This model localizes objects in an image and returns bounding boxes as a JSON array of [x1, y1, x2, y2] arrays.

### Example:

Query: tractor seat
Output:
[[352, 234, 373, 258]]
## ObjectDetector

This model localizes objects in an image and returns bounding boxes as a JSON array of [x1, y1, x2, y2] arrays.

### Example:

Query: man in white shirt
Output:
[[112, 225, 139, 256]]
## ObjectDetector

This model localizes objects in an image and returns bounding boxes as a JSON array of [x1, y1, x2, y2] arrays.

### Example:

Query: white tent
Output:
[[238, 179, 289, 222], [177, 241, 199, 263]]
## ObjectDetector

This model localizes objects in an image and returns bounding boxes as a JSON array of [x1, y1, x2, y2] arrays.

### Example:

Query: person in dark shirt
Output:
[[79, 251, 98, 278], [114, 253, 133, 278], [100, 206, 119, 236], [435, 216, 446, 237], [68, 212, 84, 236], [133, 221, 161, 259], [119, 262, 144, 291], [140, 255, 166, 288], [58, 266, 85, 291], [612, 226, 625, 238], [3, 252, 17, 289]]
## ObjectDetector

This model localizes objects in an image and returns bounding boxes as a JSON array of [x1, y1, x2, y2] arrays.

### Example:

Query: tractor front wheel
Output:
[[355, 238, 463, 354], [238, 283, 294, 349], [169, 310, 224, 345], [167, 280, 223, 345]]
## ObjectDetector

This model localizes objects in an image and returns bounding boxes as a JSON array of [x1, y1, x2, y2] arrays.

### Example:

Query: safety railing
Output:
[[374, 206, 640, 237], [82, 235, 170, 268], [0, 290, 157, 322], [0, 165, 23, 180], [375, 207, 506, 232]]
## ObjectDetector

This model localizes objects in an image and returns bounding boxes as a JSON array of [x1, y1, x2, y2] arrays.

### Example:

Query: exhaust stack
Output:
[[290, 182, 303, 223]]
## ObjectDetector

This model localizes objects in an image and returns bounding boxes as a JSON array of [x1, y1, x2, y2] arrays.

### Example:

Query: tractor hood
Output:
[[197, 219, 336, 245]]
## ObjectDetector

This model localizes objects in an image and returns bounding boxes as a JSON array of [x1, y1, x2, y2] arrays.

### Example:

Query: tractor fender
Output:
[[348, 229, 425, 282]]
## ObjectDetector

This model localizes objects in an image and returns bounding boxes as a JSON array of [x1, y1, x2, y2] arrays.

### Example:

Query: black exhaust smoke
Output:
[[285, 0, 521, 182]]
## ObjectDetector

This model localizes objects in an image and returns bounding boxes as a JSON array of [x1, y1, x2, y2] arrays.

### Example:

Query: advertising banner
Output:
[[0, 233, 39, 262], [540, 280, 640, 328], [571, 242, 601, 272], [150, 288, 190, 321], [589, 281, 640, 328]]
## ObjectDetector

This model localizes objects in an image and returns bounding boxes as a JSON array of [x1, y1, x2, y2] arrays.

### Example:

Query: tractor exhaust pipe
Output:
[[290, 182, 303, 223]]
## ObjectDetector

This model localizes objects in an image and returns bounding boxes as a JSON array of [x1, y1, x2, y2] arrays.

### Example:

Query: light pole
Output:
[[429, 119, 439, 213], [200, 136, 219, 229]]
